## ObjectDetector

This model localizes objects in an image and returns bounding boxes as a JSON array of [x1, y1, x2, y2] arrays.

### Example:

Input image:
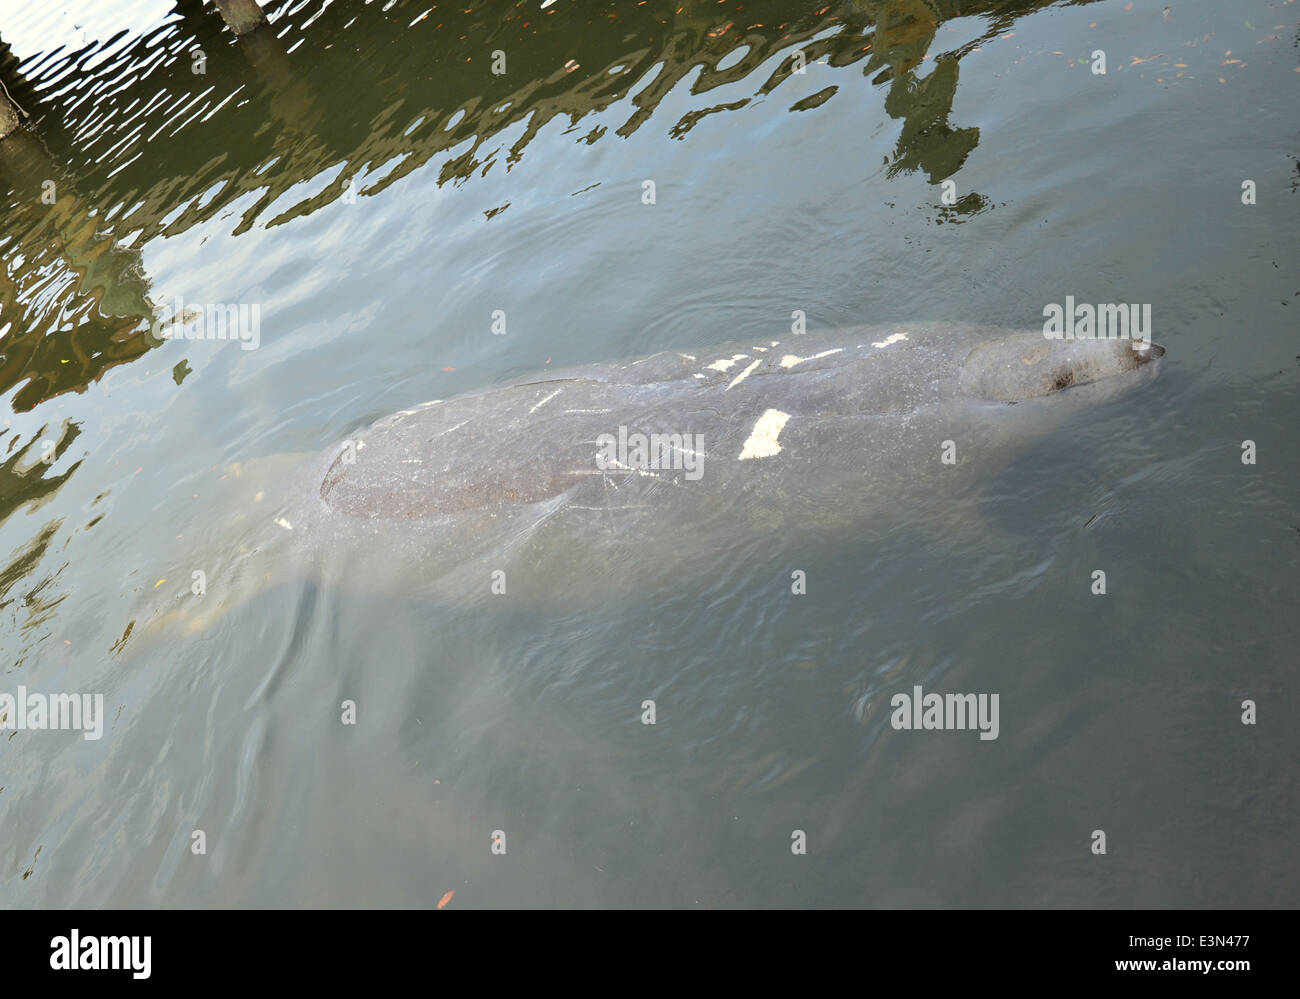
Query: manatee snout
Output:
[[960, 334, 1165, 402]]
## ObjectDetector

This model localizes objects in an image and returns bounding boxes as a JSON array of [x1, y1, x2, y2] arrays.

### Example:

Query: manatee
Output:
[[144, 323, 1163, 633]]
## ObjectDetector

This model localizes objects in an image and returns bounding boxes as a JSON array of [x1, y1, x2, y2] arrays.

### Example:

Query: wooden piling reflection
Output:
[[213, 0, 268, 36]]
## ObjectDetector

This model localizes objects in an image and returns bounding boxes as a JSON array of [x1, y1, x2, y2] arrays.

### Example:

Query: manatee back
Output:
[[315, 379, 623, 518], [299, 323, 1159, 525]]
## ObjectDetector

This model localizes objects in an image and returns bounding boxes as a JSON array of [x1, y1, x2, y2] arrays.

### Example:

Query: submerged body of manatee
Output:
[[147, 322, 1162, 637]]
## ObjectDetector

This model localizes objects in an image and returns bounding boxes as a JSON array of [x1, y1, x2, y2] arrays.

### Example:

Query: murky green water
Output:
[[0, 0, 1295, 907]]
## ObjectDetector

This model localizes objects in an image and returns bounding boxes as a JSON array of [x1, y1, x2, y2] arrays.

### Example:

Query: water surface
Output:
[[0, 0, 1295, 907]]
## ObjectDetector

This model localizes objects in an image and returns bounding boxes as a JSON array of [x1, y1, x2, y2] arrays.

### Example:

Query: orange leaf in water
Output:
[[437, 890, 455, 909]]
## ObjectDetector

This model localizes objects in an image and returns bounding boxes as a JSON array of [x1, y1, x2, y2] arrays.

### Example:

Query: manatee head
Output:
[[958, 334, 1164, 403]]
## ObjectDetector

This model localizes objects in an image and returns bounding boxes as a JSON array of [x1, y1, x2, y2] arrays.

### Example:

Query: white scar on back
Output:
[[726, 358, 762, 390], [529, 388, 562, 413], [779, 348, 842, 368], [872, 332, 908, 348], [738, 409, 791, 460], [705, 353, 749, 372]]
